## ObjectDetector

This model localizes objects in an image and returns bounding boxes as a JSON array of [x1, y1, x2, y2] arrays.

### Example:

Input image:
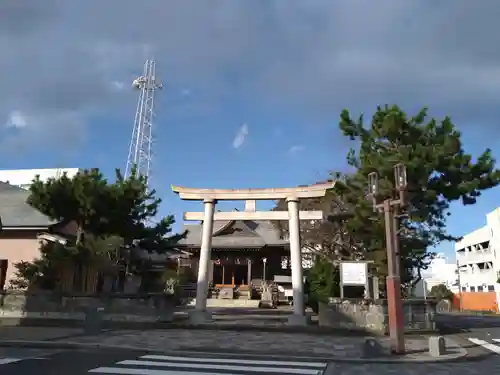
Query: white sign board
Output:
[[341, 262, 368, 285]]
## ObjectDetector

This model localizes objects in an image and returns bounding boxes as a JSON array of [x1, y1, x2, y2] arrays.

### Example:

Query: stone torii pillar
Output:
[[172, 182, 335, 325]]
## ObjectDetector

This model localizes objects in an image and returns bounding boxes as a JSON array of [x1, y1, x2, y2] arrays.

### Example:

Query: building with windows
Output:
[[0, 168, 80, 190], [455, 208, 500, 311]]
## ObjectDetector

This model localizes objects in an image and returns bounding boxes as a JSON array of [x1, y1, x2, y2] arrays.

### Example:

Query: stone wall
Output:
[[318, 298, 437, 334], [0, 291, 177, 323]]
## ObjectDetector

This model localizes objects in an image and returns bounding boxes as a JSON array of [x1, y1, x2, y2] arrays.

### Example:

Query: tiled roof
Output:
[[179, 219, 289, 248], [0, 182, 55, 228]]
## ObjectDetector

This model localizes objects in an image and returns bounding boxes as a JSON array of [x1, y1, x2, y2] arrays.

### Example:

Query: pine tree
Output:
[[336, 105, 500, 288], [17, 167, 185, 292]]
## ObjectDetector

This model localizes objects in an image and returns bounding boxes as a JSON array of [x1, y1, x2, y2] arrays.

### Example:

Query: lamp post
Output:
[[456, 260, 462, 311], [367, 163, 407, 354]]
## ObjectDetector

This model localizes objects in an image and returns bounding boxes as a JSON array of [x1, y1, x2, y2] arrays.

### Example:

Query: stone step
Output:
[[187, 298, 261, 308]]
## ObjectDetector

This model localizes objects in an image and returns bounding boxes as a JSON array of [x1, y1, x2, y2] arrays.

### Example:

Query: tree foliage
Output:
[[305, 258, 340, 305], [275, 105, 500, 289], [273, 191, 362, 262], [428, 284, 455, 302], [337, 105, 500, 287], [14, 167, 185, 292]]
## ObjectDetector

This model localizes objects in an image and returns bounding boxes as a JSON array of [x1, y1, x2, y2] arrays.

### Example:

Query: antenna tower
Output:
[[125, 59, 162, 188]]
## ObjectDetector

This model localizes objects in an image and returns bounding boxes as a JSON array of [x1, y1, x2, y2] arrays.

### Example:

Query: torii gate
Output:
[[172, 181, 335, 326]]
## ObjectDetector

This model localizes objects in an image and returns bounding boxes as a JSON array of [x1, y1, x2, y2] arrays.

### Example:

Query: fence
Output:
[[318, 298, 437, 334], [0, 290, 180, 325]]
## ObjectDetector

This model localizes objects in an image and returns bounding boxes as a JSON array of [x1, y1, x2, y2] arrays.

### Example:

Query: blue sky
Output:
[[2, 1, 500, 261]]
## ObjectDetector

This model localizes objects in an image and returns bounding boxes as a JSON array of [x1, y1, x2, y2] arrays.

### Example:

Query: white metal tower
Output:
[[125, 59, 162, 186]]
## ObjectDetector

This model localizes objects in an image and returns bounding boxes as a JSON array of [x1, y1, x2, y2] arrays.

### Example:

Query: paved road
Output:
[[1, 345, 500, 374], [5, 315, 500, 375], [436, 313, 500, 357], [0, 348, 329, 375]]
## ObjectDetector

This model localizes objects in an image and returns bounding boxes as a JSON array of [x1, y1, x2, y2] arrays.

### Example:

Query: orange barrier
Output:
[[454, 291, 499, 312]]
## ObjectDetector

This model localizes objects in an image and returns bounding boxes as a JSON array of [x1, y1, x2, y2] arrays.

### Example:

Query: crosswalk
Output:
[[0, 358, 24, 365], [88, 353, 328, 375], [468, 338, 500, 354]]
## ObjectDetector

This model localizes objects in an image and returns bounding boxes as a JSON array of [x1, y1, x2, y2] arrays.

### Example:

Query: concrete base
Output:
[[287, 314, 310, 326], [188, 310, 213, 325], [429, 336, 446, 357]]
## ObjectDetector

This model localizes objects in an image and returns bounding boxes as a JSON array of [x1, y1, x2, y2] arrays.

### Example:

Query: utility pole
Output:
[[456, 260, 462, 311], [367, 163, 407, 354]]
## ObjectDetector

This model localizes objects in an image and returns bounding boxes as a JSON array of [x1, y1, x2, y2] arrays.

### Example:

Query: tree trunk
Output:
[[60, 264, 74, 293], [76, 225, 84, 246]]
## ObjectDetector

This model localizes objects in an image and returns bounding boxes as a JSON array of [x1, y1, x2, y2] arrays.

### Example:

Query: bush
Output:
[[429, 284, 455, 302], [305, 258, 340, 313]]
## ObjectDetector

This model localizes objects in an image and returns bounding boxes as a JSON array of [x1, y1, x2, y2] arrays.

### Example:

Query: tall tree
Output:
[[273, 105, 500, 290], [336, 105, 500, 287], [28, 168, 109, 244], [21, 167, 184, 292]]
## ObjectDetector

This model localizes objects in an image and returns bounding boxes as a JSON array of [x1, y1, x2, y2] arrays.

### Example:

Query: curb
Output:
[[0, 316, 441, 337], [168, 323, 376, 336], [0, 340, 162, 354], [0, 337, 468, 363], [163, 323, 439, 337]]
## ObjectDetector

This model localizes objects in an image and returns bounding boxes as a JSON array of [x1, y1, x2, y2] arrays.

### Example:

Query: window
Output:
[[478, 286, 484, 292], [461, 287, 466, 292], [470, 286, 476, 292], [488, 285, 495, 291]]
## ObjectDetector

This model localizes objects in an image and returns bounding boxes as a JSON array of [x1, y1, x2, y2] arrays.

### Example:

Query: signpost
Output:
[[339, 261, 371, 298]]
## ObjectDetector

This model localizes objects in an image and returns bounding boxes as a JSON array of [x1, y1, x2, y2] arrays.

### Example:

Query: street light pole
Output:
[[368, 163, 407, 354], [456, 260, 462, 311]]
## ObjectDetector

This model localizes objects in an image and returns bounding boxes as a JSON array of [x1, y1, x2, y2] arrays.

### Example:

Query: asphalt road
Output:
[[436, 313, 500, 356], [0, 347, 151, 375], [1, 346, 500, 375], [0, 347, 331, 375]]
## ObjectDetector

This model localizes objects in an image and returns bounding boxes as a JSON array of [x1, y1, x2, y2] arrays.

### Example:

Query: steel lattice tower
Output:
[[125, 59, 162, 187]]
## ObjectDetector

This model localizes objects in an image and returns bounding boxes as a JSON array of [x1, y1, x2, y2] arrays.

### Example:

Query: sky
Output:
[[2, 1, 500, 261]]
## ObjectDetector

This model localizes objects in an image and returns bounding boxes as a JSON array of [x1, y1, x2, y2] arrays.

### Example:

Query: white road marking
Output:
[[468, 338, 500, 354], [141, 354, 326, 368], [116, 360, 321, 374], [90, 369, 239, 375], [0, 358, 23, 365], [89, 353, 327, 375], [166, 349, 331, 361]]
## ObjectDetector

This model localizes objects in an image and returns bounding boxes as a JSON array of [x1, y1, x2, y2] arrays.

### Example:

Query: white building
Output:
[[455, 208, 500, 293], [413, 254, 458, 297], [0, 168, 80, 190]]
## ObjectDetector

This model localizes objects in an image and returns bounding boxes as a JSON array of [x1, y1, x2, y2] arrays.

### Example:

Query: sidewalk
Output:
[[0, 326, 84, 341], [0, 326, 467, 362]]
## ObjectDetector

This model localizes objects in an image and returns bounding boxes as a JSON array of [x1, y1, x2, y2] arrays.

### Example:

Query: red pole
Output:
[[383, 199, 405, 354]]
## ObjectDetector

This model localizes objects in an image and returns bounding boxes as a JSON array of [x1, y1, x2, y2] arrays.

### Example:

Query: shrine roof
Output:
[[178, 219, 289, 249]]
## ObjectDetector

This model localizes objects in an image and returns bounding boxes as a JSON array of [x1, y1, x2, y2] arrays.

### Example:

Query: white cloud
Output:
[[288, 145, 304, 154], [5, 110, 27, 129], [2, 110, 86, 157], [110, 80, 126, 91], [232, 123, 249, 149]]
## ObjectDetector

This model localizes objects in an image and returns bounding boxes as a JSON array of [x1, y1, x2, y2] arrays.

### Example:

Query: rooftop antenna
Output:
[[125, 59, 162, 190]]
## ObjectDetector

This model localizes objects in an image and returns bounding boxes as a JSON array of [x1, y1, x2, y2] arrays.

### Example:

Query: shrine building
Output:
[[177, 214, 293, 297]]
